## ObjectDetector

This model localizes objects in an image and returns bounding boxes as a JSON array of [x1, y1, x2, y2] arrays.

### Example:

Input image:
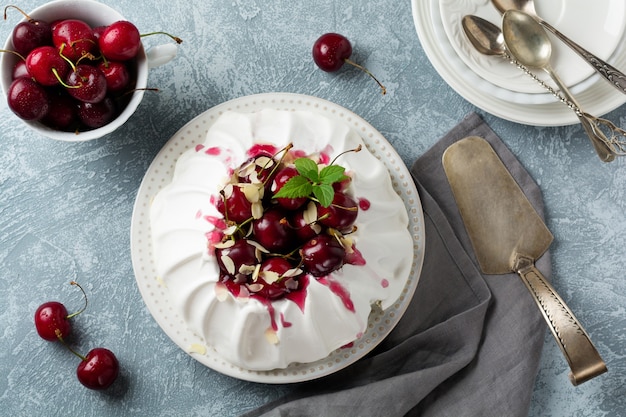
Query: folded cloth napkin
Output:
[[242, 112, 548, 417]]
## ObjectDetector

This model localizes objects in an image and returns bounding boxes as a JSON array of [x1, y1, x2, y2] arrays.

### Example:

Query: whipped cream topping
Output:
[[150, 109, 413, 370]]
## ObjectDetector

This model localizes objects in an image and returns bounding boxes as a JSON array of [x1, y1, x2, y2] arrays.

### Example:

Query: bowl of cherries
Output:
[[1, 0, 179, 141]]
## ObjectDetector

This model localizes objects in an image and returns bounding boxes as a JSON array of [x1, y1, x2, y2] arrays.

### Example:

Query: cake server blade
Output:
[[442, 136, 606, 385]]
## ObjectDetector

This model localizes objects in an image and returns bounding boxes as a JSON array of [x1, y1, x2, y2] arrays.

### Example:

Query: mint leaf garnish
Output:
[[294, 158, 319, 182], [274, 175, 313, 199], [312, 183, 335, 206], [319, 165, 348, 185]]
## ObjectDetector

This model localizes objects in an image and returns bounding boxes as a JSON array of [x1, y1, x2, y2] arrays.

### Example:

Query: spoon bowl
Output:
[[461, 15, 506, 56], [501, 10, 551, 69], [492, 0, 537, 15]]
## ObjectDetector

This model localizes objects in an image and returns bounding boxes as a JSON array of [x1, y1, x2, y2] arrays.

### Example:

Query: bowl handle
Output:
[[146, 43, 178, 69]]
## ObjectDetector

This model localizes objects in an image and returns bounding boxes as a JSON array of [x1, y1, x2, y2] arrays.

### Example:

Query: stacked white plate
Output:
[[412, 0, 626, 126]]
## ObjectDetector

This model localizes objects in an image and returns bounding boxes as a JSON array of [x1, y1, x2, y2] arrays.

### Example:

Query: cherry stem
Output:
[[261, 143, 293, 188], [3, 5, 32, 22], [329, 144, 362, 167], [66, 281, 88, 320], [55, 329, 87, 361], [140, 31, 183, 44], [0, 48, 25, 61], [344, 58, 386, 95]]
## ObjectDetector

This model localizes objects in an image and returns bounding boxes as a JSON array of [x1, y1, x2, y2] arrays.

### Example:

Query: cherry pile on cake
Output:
[[150, 109, 413, 370]]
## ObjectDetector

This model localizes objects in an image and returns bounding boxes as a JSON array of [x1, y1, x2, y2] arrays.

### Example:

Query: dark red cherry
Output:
[[312, 32, 386, 94], [317, 192, 358, 233], [25, 45, 69, 86], [43, 91, 77, 130], [52, 19, 97, 62], [215, 185, 253, 224], [300, 234, 345, 277], [253, 257, 301, 299], [77, 96, 116, 128], [65, 64, 107, 103], [11, 59, 30, 79], [7, 77, 49, 121], [272, 166, 307, 210], [252, 208, 296, 253], [11, 18, 52, 56], [291, 208, 321, 243], [97, 61, 130, 92], [312, 33, 352, 72], [76, 348, 119, 390], [98, 21, 141, 61], [216, 239, 259, 279], [34, 301, 71, 341]]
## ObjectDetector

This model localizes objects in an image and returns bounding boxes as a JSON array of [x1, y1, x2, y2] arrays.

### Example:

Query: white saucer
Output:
[[439, 0, 626, 98], [413, 0, 626, 125]]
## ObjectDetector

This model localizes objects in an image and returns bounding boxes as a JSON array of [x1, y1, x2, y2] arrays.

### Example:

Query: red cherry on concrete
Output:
[[34, 301, 71, 341], [65, 64, 107, 103], [99, 21, 141, 61], [52, 19, 97, 62], [25, 45, 69, 86], [76, 347, 119, 390], [312, 32, 386, 94], [7, 77, 49, 121]]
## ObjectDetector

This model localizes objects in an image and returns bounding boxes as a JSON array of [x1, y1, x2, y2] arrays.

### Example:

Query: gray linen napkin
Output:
[[242, 112, 548, 417]]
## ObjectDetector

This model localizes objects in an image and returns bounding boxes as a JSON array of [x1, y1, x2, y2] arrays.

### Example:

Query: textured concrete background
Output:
[[1, 0, 624, 416]]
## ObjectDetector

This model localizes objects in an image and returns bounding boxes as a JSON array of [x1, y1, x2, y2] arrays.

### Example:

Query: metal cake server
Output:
[[442, 136, 607, 386]]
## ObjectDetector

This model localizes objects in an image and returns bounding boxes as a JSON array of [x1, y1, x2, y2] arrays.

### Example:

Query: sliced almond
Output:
[[265, 328, 279, 345], [220, 254, 236, 275]]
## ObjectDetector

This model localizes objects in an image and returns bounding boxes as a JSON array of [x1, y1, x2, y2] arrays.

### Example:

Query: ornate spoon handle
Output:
[[512, 254, 607, 386], [538, 19, 626, 94]]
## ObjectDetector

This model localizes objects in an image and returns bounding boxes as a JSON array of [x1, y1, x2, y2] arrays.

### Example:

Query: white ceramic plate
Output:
[[130, 93, 426, 383], [413, 0, 626, 125], [440, 0, 626, 97]]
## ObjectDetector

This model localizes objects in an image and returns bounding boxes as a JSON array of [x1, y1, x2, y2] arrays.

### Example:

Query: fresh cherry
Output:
[[272, 166, 307, 210], [98, 60, 130, 92], [78, 96, 116, 128], [98, 20, 141, 61], [253, 257, 301, 299], [317, 192, 358, 233], [11, 59, 30, 79], [312, 32, 386, 95], [25, 45, 69, 86], [7, 77, 49, 120], [52, 19, 97, 62], [216, 239, 259, 280], [76, 347, 119, 390], [34, 281, 87, 342], [5, 5, 52, 56], [252, 208, 296, 253], [43, 90, 77, 129], [300, 234, 346, 277], [216, 185, 254, 224], [65, 64, 107, 103], [291, 205, 321, 243]]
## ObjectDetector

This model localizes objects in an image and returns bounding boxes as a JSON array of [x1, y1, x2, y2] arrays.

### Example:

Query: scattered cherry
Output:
[[76, 347, 119, 390], [34, 281, 87, 342], [312, 32, 386, 95]]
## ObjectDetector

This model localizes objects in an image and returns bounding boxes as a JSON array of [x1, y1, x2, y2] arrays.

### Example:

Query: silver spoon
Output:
[[500, 10, 617, 162], [491, 0, 626, 95], [462, 15, 626, 160]]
